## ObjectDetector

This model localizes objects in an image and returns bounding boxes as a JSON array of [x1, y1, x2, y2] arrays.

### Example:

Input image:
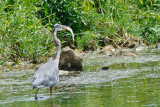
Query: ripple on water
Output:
[[0, 49, 160, 106]]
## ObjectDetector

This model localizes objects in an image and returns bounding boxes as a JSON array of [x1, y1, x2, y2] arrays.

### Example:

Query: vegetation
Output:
[[0, 0, 160, 63]]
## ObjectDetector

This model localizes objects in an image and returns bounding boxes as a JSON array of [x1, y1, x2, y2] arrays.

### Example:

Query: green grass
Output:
[[0, 0, 160, 64]]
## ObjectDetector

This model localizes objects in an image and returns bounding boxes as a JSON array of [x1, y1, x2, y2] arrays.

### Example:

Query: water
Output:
[[0, 49, 160, 107]]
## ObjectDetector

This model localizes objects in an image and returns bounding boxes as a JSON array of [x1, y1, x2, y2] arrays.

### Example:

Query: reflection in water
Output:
[[50, 98, 55, 107], [35, 98, 55, 107], [35, 100, 39, 107]]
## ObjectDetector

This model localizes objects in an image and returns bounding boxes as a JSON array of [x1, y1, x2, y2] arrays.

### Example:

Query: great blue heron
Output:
[[29, 24, 74, 99]]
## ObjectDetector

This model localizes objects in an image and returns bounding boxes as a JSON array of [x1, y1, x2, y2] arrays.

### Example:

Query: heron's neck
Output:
[[53, 32, 61, 64]]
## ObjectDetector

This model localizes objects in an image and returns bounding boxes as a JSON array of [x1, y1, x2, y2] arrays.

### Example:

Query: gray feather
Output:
[[31, 60, 59, 89]]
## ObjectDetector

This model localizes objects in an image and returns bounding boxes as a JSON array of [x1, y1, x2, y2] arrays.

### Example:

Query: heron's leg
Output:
[[35, 88, 40, 100], [50, 86, 53, 97]]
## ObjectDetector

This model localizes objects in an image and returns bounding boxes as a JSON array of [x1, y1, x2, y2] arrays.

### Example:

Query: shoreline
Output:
[[1, 43, 159, 73]]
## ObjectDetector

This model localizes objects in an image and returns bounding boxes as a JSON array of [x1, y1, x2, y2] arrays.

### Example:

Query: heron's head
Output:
[[53, 24, 74, 44]]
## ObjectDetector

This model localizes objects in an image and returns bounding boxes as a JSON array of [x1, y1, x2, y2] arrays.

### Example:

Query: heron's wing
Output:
[[28, 77, 36, 83], [30, 60, 59, 88]]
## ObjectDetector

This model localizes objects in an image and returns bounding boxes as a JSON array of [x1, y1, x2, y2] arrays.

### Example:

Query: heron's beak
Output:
[[61, 25, 74, 45]]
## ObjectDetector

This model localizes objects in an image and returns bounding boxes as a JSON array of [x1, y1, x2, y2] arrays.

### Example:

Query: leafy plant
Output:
[[0, 0, 160, 64], [76, 32, 98, 51]]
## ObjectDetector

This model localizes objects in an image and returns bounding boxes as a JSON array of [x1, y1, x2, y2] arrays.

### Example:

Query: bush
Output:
[[0, 0, 53, 63], [0, 0, 160, 63]]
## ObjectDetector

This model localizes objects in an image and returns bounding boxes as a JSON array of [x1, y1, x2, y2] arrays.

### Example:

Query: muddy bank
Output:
[[0, 42, 159, 74]]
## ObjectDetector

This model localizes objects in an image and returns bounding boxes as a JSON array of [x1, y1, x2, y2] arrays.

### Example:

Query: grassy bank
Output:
[[0, 0, 160, 64]]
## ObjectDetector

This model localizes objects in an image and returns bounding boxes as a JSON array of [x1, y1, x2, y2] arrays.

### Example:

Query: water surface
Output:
[[0, 49, 160, 107]]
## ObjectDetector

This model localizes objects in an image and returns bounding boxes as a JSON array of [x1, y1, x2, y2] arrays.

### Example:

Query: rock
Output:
[[59, 70, 69, 75], [98, 45, 115, 55], [136, 46, 144, 52], [59, 47, 83, 71], [102, 66, 109, 70], [114, 50, 136, 57], [135, 45, 148, 52], [98, 45, 137, 57], [122, 51, 136, 57]]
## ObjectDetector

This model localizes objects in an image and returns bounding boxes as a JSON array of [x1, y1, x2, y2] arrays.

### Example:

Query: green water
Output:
[[0, 49, 160, 107]]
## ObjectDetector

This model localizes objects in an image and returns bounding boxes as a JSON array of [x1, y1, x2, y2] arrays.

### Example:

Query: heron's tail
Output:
[[28, 77, 36, 83]]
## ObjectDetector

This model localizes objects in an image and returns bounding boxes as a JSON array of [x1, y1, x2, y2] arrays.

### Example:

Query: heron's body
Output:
[[30, 60, 59, 89], [29, 24, 74, 99]]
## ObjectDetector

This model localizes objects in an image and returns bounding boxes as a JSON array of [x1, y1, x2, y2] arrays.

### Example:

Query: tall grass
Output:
[[75, 0, 160, 48], [0, 0, 54, 64], [0, 0, 160, 63]]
